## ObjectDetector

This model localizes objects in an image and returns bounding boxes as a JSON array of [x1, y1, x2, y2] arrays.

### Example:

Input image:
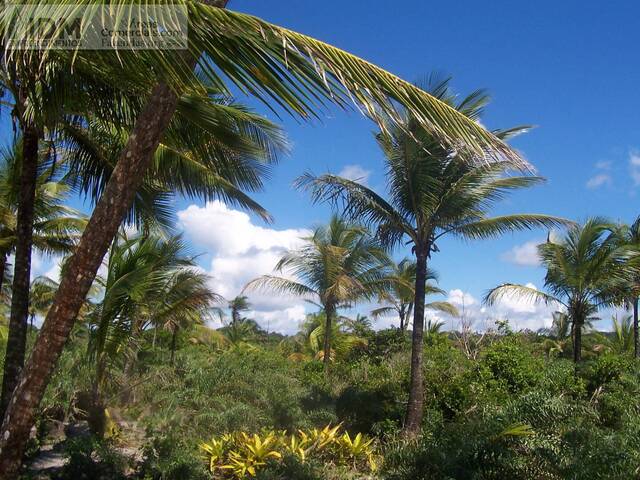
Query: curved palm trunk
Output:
[[0, 125, 39, 418], [404, 249, 427, 437], [323, 305, 334, 375], [0, 4, 228, 474], [634, 297, 639, 359], [399, 306, 406, 331], [0, 82, 181, 477]]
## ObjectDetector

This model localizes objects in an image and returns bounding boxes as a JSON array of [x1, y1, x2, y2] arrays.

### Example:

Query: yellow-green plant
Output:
[[239, 432, 282, 463], [338, 431, 377, 470], [282, 433, 311, 463], [200, 424, 378, 478], [199, 434, 232, 472]]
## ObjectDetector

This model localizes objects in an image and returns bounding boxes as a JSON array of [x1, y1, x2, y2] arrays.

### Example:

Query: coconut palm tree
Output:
[[0, 141, 85, 415], [246, 215, 389, 373], [612, 216, 640, 358], [297, 76, 566, 436], [27, 276, 59, 329], [371, 259, 457, 330], [0, 3, 528, 471], [228, 295, 252, 325], [486, 218, 637, 364], [609, 313, 635, 355], [279, 311, 367, 363], [86, 233, 217, 435]]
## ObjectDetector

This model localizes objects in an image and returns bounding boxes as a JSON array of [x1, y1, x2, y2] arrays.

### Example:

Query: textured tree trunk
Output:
[[634, 297, 639, 359], [404, 248, 427, 437], [399, 306, 405, 331], [0, 2, 230, 473], [573, 318, 582, 364], [0, 126, 39, 418], [0, 252, 7, 295], [0, 81, 180, 478], [323, 305, 334, 375]]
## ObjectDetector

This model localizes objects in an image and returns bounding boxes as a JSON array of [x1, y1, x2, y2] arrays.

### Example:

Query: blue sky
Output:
[[3, 0, 640, 332]]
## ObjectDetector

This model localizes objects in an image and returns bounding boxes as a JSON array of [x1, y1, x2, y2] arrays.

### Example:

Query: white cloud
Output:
[[177, 201, 311, 334], [447, 288, 477, 307], [586, 173, 612, 189], [595, 160, 612, 170], [432, 285, 560, 332], [501, 240, 541, 267], [630, 150, 640, 186], [338, 164, 371, 185]]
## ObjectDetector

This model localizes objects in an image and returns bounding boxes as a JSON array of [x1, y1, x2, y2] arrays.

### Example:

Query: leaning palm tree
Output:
[[0, 4, 530, 472], [245, 215, 389, 373], [486, 218, 637, 364], [371, 259, 457, 330], [297, 76, 566, 435]]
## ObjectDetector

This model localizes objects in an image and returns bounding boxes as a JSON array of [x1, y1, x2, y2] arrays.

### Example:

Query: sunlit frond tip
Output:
[[483, 283, 563, 308]]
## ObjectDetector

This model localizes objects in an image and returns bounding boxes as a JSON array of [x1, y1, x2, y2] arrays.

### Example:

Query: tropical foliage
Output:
[[246, 215, 389, 372], [297, 76, 567, 434]]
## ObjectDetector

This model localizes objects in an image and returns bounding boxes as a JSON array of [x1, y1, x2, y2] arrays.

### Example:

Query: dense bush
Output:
[[17, 322, 640, 479]]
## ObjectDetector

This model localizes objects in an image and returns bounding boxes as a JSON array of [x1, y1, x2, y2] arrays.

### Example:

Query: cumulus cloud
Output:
[[177, 201, 311, 334], [501, 240, 541, 267], [430, 285, 559, 332], [447, 288, 477, 307], [338, 164, 371, 185]]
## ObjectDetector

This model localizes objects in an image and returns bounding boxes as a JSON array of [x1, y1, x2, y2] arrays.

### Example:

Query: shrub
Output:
[[199, 425, 378, 479], [54, 437, 128, 480], [480, 340, 541, 394], [138, 432, 210, 480]]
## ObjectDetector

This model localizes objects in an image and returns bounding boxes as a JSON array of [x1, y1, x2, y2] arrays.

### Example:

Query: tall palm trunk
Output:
[[634, 297, 639, 359], [0, 125, 39, 418], [573, 318, 582, 364], [0, 4, 228, 474], [0, 81, 181, 477], [323, 305, 334, 375], [399, 306, 406, 330], [404, 247, 427, 436]]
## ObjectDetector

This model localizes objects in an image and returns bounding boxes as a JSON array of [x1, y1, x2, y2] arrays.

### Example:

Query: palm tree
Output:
[[371, 259, 457, 330], [342, 313, 374, 337], [297, 76, 566, 435], [486, 218, 637, 364], [228, 295, 251, 325], [609, 314, 635, 355], [0, 4, 528, 472], [86, 233, 217, 434], [0, 141, 85, 415], [246, 216, 389, 373], [27, 276, 59, 329], [280, 311, 368, 363], [612, 216, 640, 358], [540, 311, 597, 357]]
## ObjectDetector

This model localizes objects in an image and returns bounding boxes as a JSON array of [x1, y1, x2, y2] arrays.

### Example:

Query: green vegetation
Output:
[[4, 316, 640, 479], [0, 3, 638, 479]]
